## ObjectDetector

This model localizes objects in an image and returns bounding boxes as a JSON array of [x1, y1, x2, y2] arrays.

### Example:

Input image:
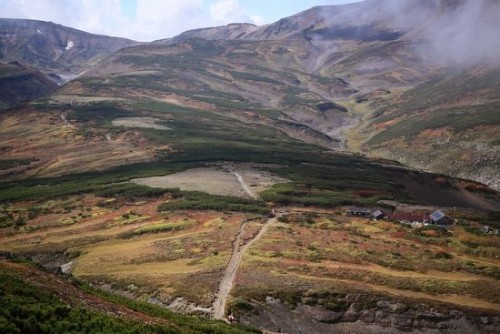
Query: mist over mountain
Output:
[[374, 0, 500, 66], [167, 0, 500, 68]]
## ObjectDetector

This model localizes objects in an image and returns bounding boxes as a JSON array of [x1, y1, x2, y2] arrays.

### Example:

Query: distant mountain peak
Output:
[[0, 18, 140, 77]]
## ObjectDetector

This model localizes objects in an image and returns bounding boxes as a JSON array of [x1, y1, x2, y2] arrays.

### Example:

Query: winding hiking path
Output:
[[212, 216, 277, 319]]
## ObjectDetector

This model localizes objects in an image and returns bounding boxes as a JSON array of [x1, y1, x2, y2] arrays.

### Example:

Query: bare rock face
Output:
[[237, 297, 500, 334], [302, 304, 344, 324]]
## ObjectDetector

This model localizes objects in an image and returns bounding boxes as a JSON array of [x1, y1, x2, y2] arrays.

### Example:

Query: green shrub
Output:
[[0, 268, 260, 334], [133, 220, 194, 235], [158, 192, 269, 215]]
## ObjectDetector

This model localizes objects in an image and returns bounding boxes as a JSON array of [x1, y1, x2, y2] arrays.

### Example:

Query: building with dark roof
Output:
[[430, 210, 453, 225]]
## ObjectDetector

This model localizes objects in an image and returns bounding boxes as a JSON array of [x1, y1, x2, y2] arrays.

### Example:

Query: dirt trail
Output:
[[59, 112, 69, 125], [233, 171, 257, 199], [213, 216, 277, 319]]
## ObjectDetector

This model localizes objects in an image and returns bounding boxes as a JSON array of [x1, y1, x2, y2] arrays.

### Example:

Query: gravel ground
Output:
[[132, 164, 288, 198], [112, 117, 171, 130]]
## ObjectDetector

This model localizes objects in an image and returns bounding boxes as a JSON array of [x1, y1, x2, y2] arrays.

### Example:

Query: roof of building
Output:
[[430, 210, 446, 222]]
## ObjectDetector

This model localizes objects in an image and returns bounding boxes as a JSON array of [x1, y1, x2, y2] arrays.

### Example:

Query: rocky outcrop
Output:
[[238, 296, 499, 334]]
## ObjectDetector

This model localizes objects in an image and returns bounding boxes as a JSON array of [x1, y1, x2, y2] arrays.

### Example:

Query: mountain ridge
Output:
[[0, 18, 140, 77], [0, 18, 141, 109]]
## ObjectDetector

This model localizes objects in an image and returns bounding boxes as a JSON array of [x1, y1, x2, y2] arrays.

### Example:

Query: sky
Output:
[[0, 0, 362, 41]]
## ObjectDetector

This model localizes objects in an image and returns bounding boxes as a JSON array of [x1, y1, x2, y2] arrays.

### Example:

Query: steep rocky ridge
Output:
[[240, 296, 499, 334]]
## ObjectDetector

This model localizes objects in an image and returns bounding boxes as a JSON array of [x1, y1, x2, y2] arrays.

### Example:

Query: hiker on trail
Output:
[[228, 313, 235, 323]]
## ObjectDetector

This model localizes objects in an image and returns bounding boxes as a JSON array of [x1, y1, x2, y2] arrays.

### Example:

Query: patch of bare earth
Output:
[[112, 117, 172, 130], [132, 163, 288, 198], [49, 95, 128, 104]]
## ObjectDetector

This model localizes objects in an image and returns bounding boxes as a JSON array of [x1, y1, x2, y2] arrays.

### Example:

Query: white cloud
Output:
[[210, 0, 244, 24], [0, 0, 361, 41], [132, 0, 209, 41], [250, 15, 265, 26], [209, 0, 263, 26], [0, 0, 212, 41], [0, 0, 126, 37]]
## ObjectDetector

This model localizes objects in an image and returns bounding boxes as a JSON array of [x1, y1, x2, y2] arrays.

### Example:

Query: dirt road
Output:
[[212, 216, 276, 319]]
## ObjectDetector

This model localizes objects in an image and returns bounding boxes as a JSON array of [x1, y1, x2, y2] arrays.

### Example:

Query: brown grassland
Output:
[[1, 193, 499, 314]]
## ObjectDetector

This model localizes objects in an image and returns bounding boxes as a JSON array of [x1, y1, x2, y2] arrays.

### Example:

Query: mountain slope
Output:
[[0, 61, 58, 110], [0, 259, 259, 334], [155, 0, 500, 189], [0, 18, 140, 79], [356, 66, 500, 189]]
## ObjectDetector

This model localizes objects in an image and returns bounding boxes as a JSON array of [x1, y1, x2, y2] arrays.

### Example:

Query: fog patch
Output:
[[64, 40, 74, 51], [377, 0, 500, 67], [317, 0, 500, 67], [424, 0, 500, 66]]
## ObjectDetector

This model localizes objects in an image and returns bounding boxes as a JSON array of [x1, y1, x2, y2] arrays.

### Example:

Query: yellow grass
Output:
[[75, 258, 212, 276], [2, 195, 498, 315]]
